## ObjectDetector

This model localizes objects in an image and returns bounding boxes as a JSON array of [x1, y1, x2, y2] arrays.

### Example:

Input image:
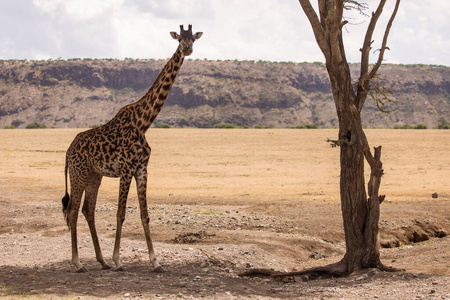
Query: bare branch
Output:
[[360, 0, 387, 78], [298, 0, 331, 60], [369, 0, 401, 78], [330, 0, 345, 66], [344, 0, 369, 16]]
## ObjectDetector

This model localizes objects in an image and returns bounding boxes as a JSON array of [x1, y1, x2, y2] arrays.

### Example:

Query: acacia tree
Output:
[[296, 0, 401, 274], [240, 0, 401, 278]]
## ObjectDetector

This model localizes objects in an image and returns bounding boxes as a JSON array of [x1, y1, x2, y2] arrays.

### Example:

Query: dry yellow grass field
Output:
[[1, 128, 450, 299], [0, 128, 448, 205]]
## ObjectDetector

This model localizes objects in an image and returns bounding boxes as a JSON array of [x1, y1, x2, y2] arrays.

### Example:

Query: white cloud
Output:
[[0, 0, 449, 65]]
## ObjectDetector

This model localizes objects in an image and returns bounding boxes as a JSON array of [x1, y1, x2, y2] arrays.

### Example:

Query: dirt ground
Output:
[[0, 129, 449, 299]]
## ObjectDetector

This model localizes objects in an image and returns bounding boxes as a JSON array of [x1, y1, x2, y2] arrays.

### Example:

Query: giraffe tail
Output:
[[61, 157, 70, 229]]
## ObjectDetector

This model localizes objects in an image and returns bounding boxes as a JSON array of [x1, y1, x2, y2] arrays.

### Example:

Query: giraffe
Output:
[[61, 25, 202, 273]]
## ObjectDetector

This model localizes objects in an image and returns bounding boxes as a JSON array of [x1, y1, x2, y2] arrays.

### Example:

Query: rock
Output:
[[432, 192, 438, 198]]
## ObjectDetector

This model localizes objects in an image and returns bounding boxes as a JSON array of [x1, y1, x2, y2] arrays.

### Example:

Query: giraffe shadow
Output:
[[0, 257, 278, 298]]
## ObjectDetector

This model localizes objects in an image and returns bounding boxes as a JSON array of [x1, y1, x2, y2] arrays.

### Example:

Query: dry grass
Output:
[[0, 128, 448, 206], [1, 128, 449, 299]]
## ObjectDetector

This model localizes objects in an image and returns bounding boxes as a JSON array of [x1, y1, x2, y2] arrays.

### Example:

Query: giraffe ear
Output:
[[193, 32, 203, 40], [170, 32, 180, 40]]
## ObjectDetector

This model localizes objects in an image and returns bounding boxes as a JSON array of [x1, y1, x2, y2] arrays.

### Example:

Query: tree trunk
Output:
[[327, 58, 383, 273], [328, 62, 385, 273]]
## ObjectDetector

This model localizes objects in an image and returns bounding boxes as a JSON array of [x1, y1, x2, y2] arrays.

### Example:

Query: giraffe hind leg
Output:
[[66, 182, 87, 273], [82, 172, 111, 270]]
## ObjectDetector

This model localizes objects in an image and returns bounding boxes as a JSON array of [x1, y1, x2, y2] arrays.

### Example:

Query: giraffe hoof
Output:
[[152, 266, 164, 273], [102, 264, 112, 270], [115, 266, 125, 272], [76, 267, 88, 273]]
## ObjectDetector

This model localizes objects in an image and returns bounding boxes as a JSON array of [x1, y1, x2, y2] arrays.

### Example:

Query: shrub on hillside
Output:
[[437, 118, 450, 129], [214, 123, 239, 129], [394, 124, 428, 129], [155, 122, 171, 128], [25, 122, 47, 129]]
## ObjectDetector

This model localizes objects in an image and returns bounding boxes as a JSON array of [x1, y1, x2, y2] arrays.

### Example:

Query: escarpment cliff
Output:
[[0, 59, 448, 128]]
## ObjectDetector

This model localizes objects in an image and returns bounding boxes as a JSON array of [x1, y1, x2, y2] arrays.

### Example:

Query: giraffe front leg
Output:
[[112, 174, 132, 271], [135, 167, 163, 272]]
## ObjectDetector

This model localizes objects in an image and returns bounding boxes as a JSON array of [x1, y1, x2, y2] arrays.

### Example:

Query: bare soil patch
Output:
[[0, 129, 449, 299]]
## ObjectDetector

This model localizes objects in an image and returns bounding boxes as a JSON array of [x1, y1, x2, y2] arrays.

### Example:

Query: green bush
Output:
[[286, 124, 318, 129], [394, 125, 412, 129], [437, 118, 450, 129], [25, 122, 47, 129], [415, 123, 428, 129], [3, 125, 15, 129], [11, 119, 24, 127], [155, 122, 171, 128], [214, 123, 239, 129], [394, 124, 428, 129]]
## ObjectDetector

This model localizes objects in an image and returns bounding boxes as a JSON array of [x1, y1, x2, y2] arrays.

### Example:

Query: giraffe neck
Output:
[[131, 46, 185, 132]]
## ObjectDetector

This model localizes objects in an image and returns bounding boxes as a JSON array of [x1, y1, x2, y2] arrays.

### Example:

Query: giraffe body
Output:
[[62, 25, 202, 272]]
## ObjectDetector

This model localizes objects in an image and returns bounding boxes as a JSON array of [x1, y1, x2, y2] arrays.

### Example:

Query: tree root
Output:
[[238, 261, 348, 279], [238, 260, 402, 280], [376, 261, 403, 273]]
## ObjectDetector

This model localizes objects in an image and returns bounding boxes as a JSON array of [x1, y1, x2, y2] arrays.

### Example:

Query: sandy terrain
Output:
[[0, 128, 449, 299]]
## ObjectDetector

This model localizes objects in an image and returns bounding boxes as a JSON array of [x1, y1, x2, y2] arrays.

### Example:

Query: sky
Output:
[[0, 0, 449, 66]]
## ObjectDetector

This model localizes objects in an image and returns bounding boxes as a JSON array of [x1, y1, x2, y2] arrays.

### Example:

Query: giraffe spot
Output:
[[154, 102, 163, 110]]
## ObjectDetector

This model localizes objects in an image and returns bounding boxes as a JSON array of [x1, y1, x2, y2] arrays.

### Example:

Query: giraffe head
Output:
[[170, 24, 202, 56]]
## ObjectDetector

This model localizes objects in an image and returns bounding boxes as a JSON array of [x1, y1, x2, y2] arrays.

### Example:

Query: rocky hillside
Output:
[[0, 58, 449, 128]]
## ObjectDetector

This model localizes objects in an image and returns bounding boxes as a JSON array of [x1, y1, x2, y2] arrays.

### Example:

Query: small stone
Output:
[[301, 275, 309, 282], [432, 192, 438, 198], [124, 293, 131, 297]]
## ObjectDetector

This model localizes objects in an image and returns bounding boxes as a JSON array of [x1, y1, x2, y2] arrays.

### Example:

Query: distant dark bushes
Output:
[[25, 122, 47, 129], [437, 118, 449, 129], [393, 124, 427, 129], [285, 124, 318, 129]]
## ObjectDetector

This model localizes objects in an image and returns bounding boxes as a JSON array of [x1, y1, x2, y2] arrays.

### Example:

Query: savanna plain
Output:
[[0, 128, 449, 299]]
